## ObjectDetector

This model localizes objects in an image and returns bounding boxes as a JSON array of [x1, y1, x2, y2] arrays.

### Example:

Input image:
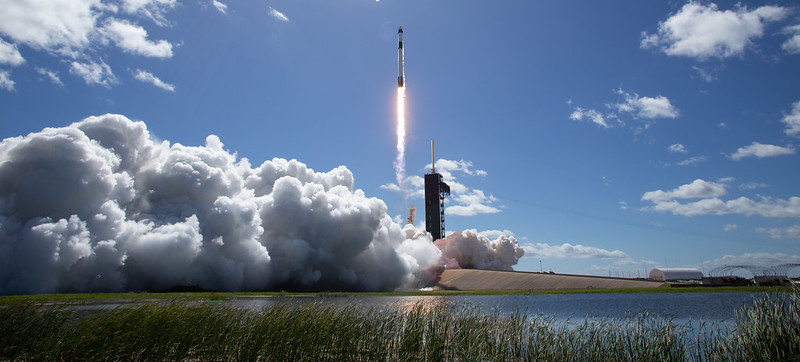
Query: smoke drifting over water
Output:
[[0, 115, 523, 295]]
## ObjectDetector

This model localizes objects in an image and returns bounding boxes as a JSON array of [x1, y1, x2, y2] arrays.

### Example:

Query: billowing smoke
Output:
[[0, 115, 524, 295], [435, 230, 525, 271]]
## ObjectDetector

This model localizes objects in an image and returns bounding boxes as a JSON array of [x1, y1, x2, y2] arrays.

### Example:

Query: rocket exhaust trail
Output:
[[394, 27, 407, 197], [395, 86, 406, 197]]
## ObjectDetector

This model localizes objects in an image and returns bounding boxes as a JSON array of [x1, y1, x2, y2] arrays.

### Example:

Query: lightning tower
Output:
[[425, 140, 450, 240]]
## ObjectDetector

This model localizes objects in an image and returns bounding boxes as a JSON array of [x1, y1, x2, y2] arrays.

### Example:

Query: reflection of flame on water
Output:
[[394, 86, 407, 198], [390, 296, 453, 316]]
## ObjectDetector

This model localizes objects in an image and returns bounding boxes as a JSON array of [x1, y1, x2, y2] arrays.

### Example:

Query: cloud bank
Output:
[[0, 115, 525, 295]]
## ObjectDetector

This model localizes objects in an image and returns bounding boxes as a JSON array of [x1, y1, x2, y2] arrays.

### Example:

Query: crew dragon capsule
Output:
[[397, 27, 405, 87]]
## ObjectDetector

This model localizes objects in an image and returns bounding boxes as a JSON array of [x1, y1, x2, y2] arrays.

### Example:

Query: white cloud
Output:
[[642, 179, 728, 202], [723, 224, 738, 231], [669, 144, 687, 153], [739, 182, 768, 191], [70, 60, 118, 87], [428, 159, 486, 177], [692, 66, 716, 82], [133, 69, 174, 91], [100, 19, 173, 58], [730, 142, 795, 160], [212, 0, 228, 14], [0, 0, 101, 57], [0, 70, 14, 91], [757, 225, 800, 239], [782, 101, 800, 137], [614, 89, 678, 119], [647, 195, 800, 218], [569, 107, 612, 128], [677, 155, 708, 166], [521, 242, 629, 259], [641, 2, 788, 59], [268, 6, 290, 23], [120, 0, 177, 26], [782, 24, 800, 54], [384, 159, 501, 217], [36, 67, 63, 86], [0, 38, 24, 66], [447, 190, 501, 216]]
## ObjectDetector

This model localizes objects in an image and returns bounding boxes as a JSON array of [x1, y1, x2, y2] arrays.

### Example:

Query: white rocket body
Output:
[[398, 27, 405, 87]]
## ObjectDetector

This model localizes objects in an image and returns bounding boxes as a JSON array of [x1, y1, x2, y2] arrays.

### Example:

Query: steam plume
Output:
[[0, 115, 524, 295]]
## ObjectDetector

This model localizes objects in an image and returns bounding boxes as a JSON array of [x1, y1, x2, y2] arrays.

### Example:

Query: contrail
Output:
[[395, 27, 407, 197]]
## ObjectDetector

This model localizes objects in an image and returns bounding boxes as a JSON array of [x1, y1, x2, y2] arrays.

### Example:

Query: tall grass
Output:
[[1, 291, 797, 361]]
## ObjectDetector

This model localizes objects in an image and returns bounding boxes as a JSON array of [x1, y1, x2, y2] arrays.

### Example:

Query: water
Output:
[[224, 292, 762, 327]]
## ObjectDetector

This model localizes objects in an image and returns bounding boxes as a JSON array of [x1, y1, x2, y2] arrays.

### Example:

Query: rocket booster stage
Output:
[[397, 27, 404, 87]]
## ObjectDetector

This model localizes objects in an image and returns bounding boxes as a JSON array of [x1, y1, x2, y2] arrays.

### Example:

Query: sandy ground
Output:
[[434, 269, 664, 291]]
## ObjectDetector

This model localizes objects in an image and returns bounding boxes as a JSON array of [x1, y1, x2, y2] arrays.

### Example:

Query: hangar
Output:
[[649, 267, 704, 282]]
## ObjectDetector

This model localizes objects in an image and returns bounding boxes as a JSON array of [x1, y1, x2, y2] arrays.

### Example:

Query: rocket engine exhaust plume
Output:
[[394, 86, 406, 197], [394, 27, 407, 197]]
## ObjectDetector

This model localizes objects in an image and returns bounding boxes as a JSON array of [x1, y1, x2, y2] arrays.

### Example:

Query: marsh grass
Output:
[[1, 291, 797, 361]]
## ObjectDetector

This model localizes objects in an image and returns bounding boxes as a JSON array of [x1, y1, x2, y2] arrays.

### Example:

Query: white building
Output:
[[649, 267, 704, 282]]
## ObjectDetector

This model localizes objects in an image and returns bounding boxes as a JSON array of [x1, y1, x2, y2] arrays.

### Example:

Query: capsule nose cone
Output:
[[398, 27, 403, 33]]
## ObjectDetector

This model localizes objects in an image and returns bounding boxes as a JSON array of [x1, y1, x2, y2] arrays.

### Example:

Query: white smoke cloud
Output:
[[0, 115, 526, 295], [435, 230, 524, 271]]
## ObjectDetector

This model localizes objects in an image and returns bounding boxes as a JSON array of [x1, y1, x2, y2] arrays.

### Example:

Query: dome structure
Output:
[[649, 268, 704, 282]]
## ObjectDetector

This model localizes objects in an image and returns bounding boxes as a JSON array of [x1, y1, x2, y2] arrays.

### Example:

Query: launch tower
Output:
[[424, 140, 450, 240]]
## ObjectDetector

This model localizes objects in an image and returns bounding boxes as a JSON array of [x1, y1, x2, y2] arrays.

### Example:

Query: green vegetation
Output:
[[1, 290, 798, 360], [0, 284, 792, 304]]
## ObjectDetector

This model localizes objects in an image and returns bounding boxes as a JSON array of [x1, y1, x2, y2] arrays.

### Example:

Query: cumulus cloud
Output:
[[757, 225, 800, 240], [0, 0, 101, 57], [0, 70, 14, 91], [0, 0, 185, 88], [435, 230, 524, 270], [70, 60, 118, 87], [739, 182, 768, 191], [383, 159, 501, 217], [642, 178, 800, 218], [730, 142, 795, 160], [782, 101, 800, 137], [100, 19, 173, 58], [613, 89, 678, 119], [641, 2, 788, 59], [268, 6, 290, 23], [0, 115, 527, 295], [569, 88, 677, 131], [133, 69, 174, 91], [521, 242, 629, 259], [723, 224, 738, 231], [0, 38, 24, 66], [669, 144, 688, 153], [642, 179, 728, 202]]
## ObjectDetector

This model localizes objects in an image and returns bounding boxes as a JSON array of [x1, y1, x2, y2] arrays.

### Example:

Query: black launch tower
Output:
[[424, 141, 450, 240]]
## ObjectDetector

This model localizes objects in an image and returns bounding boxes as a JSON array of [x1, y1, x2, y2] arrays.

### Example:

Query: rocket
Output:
[[397, 27, 405, 87]]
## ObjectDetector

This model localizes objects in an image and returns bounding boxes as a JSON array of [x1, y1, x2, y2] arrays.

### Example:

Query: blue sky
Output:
[[1, 0, 799, 277]]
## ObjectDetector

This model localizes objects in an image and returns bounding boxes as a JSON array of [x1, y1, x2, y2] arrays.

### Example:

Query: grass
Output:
[[1, 289, 798, 361], [0, 284, 792, 304]]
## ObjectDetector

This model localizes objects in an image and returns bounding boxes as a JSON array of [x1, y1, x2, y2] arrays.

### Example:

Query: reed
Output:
[[1, 290, 797, 361]]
